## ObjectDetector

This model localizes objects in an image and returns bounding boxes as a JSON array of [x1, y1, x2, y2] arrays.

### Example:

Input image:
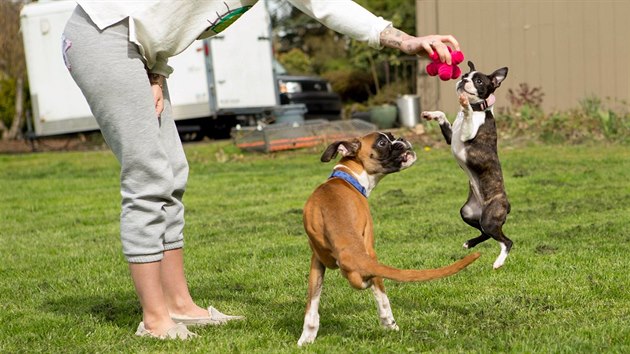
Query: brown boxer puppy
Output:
[[298, 132, 481, 346]]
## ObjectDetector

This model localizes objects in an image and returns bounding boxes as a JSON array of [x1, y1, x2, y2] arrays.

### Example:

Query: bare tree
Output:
[[0, 0, 28, 140]]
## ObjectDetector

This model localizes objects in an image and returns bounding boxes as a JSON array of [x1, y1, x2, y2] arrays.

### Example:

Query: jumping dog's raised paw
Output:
[[421, 111, 446, 124], [421, 111, 435, 120], [458, 93, 469, 107]]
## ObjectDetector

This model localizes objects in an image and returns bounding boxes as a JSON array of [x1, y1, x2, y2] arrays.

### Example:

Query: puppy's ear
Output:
[[320, 139, 361, 162], [490, 67, 508, 88], [467, 61, 476, 72]]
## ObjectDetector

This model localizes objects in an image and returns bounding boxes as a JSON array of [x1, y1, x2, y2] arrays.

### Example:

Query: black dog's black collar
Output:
[[471, 100, 490, 111], [470, 94, 496, 112]]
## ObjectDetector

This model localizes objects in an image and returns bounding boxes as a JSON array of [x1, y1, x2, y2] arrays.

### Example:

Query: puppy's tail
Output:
[[361, 252, 481, 283]]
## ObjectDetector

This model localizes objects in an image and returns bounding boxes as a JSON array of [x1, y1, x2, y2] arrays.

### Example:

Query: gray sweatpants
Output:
[[63, 6, 188, 263]]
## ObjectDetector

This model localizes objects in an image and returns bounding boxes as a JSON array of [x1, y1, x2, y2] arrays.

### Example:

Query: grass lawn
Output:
[[1, 138, 629, 353]]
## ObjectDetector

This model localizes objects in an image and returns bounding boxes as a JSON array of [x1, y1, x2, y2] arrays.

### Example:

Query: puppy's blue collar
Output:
[[329, 170, 367, 198]]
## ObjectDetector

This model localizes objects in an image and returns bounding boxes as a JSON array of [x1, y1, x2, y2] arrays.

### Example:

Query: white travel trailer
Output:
[[20, 0, 280, 139]]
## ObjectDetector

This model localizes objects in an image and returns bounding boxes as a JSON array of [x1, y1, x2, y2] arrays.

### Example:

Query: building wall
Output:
[[416, 0, 630, 115]]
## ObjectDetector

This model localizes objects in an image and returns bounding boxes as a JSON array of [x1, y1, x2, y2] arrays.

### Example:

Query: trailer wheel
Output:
[[204, 116, 237, 140]]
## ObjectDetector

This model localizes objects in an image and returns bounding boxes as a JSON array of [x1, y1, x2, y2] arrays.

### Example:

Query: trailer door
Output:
[[206, 2, 278, 112]]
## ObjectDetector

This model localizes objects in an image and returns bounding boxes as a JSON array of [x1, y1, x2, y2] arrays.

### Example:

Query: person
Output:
[[62, 0, 461, 340]]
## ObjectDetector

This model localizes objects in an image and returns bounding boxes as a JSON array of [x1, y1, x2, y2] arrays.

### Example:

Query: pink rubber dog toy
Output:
[[426, 47, 464, 81]]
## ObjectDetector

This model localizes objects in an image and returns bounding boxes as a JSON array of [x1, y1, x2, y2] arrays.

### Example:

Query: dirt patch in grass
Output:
[[1, 125, 442, 155], [0, 132, 108, 154]]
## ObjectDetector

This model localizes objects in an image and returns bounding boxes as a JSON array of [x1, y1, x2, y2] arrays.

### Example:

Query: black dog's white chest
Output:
[[450, 110, 488, 163], [450, 109, 492, 203]]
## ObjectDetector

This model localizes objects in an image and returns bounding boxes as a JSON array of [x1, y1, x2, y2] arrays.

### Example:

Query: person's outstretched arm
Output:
[[379, 27, 459, 65], [287, 0, 460, 64]]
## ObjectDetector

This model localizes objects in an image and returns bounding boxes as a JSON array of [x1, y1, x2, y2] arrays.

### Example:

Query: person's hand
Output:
[[380, 27, 460, 65], [401, 34, 460, 65], [148, 73, 165, 118], [151, 85, 164, 117]]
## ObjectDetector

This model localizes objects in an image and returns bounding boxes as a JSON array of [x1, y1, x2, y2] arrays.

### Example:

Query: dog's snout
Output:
[[392, 139, 409, 151], [393, 137, 412, 151]]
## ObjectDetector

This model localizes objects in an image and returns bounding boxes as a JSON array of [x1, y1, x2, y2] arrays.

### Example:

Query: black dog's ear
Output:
[[321, 139, 361, 162], [467, 61, 476, 72], [490, 67, 508, 88]]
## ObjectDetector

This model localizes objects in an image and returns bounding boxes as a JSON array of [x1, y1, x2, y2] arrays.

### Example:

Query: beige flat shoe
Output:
[[171, 306, 245, 326], [135, 322, 197, 340]]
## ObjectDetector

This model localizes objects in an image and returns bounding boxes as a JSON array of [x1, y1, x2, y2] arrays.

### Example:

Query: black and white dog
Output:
[[422, 61, 512, 269]]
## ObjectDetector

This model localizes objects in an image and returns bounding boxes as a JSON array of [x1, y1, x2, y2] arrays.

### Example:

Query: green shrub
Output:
[[277, 48, 313, 75], [366, 80, 408, 106], [0, 76, 17, 128], [497, 84, 630, 144], [322, 68, 373, 102]]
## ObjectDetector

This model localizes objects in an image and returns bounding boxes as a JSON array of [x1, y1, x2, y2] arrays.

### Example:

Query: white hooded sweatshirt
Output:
[[76, 0, 392, 77]]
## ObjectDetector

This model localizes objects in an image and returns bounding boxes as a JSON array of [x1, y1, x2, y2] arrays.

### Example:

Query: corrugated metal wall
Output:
[[415, 0, 630, 115]]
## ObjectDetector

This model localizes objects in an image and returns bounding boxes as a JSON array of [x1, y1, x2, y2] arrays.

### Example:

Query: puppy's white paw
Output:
[[463, 242, 470, 249], [492, 259, 505, 269], [493, 251, 508, 269], [493, 243, 509, 269], [297, 330, 317, 347], [298, 312, 319, 346], [381, 319, 399, 331]]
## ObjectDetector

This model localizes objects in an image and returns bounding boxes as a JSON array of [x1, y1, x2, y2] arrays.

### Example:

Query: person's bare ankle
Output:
[[169, 303, 208, 317]]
